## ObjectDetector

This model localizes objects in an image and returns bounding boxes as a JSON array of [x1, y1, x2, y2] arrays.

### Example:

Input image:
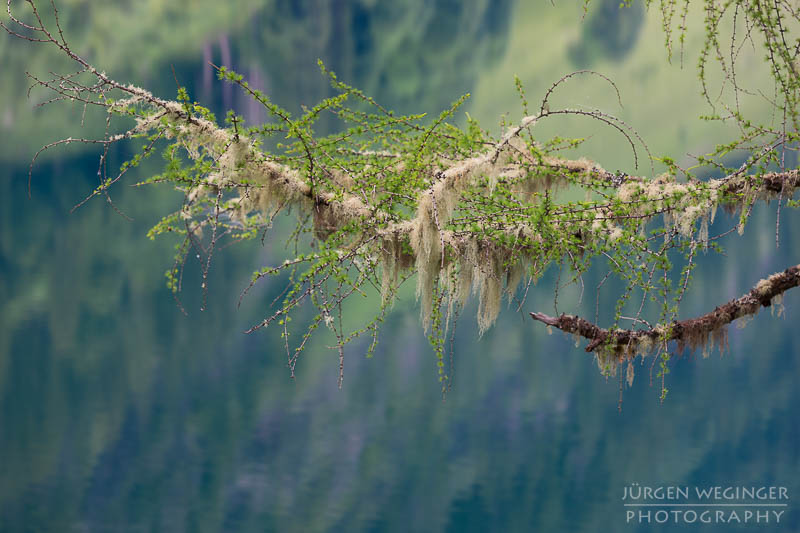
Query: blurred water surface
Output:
[[0, 1, 798, 531]]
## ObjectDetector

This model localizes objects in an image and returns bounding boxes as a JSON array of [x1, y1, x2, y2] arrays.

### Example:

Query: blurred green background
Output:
[[0, 1, 798, 531]]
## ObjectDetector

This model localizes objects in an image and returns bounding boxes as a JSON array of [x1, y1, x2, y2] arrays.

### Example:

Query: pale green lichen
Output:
[[771, 293, 785, 318], [755, 276, 776, 296], [114, 81, 796, 360], [626, 360, 635, 387]]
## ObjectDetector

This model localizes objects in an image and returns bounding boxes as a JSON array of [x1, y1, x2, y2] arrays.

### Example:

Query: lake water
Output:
[[0, 1, 798, 531]]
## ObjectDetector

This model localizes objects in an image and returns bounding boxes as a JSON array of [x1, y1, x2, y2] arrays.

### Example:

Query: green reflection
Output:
[[0, 1, 798, 532]]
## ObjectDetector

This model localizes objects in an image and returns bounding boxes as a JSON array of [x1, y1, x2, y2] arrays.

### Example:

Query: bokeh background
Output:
[[0, 1, 798, 531]]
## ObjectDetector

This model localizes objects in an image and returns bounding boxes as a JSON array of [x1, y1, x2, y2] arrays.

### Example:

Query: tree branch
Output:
[[531, 263, 800, 355]]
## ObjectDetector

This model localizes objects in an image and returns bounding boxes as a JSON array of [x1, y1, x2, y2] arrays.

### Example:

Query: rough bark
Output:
[[531, 264, 800, 355]]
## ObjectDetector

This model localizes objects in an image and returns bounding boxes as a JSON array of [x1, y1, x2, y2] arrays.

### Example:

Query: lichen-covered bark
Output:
[[531, 264, 800, 358]]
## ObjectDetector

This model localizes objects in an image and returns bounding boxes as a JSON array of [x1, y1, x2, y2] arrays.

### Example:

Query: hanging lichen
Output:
[[7, 0, 800, 395]]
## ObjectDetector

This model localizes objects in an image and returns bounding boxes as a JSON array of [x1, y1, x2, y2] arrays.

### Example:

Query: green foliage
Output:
[[4, 0, 800, 394], [0, 0, 514, 164]]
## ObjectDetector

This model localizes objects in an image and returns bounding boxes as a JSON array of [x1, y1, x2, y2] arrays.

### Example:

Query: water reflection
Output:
[[1, 1, 799, 532]]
